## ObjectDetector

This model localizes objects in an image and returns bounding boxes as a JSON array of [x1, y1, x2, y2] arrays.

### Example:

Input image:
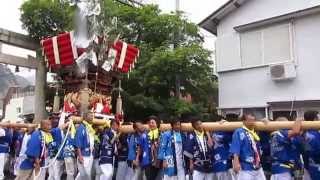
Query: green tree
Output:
[[20, 0, 218, 120], [20, 0, 73, 41], [106, 1, 217, 120]]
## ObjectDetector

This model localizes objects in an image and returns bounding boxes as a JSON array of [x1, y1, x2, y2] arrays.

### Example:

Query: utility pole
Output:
[[175, 0, 180, 12], [174, 0, 181, 98]]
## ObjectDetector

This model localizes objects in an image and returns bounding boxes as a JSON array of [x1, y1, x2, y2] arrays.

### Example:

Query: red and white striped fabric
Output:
[[41, 31, 78, 68], [110, 40, 139, 73]]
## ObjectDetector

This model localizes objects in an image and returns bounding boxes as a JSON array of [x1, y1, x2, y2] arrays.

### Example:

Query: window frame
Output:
[[239, 22, 295, 69]]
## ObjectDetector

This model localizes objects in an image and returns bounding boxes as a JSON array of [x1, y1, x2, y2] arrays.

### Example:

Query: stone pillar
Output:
[[34, 57, 47, 123]]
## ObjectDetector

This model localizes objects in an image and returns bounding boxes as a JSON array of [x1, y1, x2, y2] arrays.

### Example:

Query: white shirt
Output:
[[19, 134, 30, 157], [197, 135, 206, 157], [89, 133, 95, 153], [174, 133, 184, 169], [0, 128, 5, 137]]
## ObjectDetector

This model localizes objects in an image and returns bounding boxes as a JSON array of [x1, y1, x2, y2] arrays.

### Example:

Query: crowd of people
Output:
[[0, 111, 319, 180]]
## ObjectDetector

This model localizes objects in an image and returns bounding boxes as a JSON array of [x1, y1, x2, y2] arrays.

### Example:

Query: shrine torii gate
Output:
[[0, 28, 46, 123]]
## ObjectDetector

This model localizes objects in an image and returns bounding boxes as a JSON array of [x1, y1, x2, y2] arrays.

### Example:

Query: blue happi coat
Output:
[[93, 133, 101, 160], [75, 123, 91, 157], [63, 134, 76, 158], [259, 131, 271, 172], [117, 134, 128, 162], [211, 131, 232, 173], [185, 131, 213, 173], [138, 131, 152, 168], [0, 128, 12, 154], [304, 130, 320, 180], [48, 127, 64, 160], [158, 130, 187, 176], [291, 135, 304, 169], [20, 130, 45, 170], [11, 130, 23, 157], [127, 131, 152, 168], [127, 133, 139, 162], [99, 129, 117, 165], [270, 129, 301, 174], [230, 127, 262, 171]]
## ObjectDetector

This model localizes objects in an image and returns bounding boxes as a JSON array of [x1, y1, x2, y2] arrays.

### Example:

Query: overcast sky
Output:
[[0, 0, 228, 82]]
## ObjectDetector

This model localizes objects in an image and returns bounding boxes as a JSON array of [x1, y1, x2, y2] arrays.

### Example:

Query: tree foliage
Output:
[[20, 0, 73, 40], [20, 0, 218, 121]]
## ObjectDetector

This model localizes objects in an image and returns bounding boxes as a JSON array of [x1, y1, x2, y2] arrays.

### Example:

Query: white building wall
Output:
[[219, 13, 320, 109], [4, 95, 35, 121], [4, 97, 24, 121], [22, 96, 35, 115], [218, 0, 320, 35], [215, 0, 320, 112]]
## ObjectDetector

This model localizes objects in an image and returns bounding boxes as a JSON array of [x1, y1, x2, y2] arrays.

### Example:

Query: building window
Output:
[[221, 108, 242, 117], [273, 111, 297, 120], [240, 23, 293, 67], [243, 108, 266, 120], [241, 30, 262, 67], [16, 107, 21, 114]]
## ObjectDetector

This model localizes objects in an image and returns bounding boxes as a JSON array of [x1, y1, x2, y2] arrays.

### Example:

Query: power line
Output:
[[114, 0, 144, 7]]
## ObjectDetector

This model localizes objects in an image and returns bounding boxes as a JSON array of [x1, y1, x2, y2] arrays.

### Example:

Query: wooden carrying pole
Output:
[[118, 121, 320, 134], [71, 117, 320, 133], [0, 122, 38, 129], [4, 118, 320, 134]]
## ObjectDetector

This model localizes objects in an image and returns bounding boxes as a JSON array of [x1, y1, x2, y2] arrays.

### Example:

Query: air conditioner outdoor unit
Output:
[[269, 63, 296, 81]]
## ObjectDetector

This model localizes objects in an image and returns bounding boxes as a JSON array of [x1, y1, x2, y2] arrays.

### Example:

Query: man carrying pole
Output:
[[0, 124, 12, 180], [127, 120, 152, 180], [115, 124, 130, 180], [99, 119, 120, 180], [303, 110, 320, 180], [230, 114, 266, 180], [15, 119, 52, 180], [48, 119, 68, 180], [92, 125, 103, 180], [210, 121, 234, 180], [14, 126, 35, 176], [269, 117, 302, 180], [185, 117, 214, 180], [158, 118, 187, 180], [63, 121, 77, 180], [75, 119, 95, 180], [127, 121, 143, 180], [146, 116, 161, 180]]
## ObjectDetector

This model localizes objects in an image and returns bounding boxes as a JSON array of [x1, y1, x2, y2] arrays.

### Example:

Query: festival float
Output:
[[39, 0, 140, 126]]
